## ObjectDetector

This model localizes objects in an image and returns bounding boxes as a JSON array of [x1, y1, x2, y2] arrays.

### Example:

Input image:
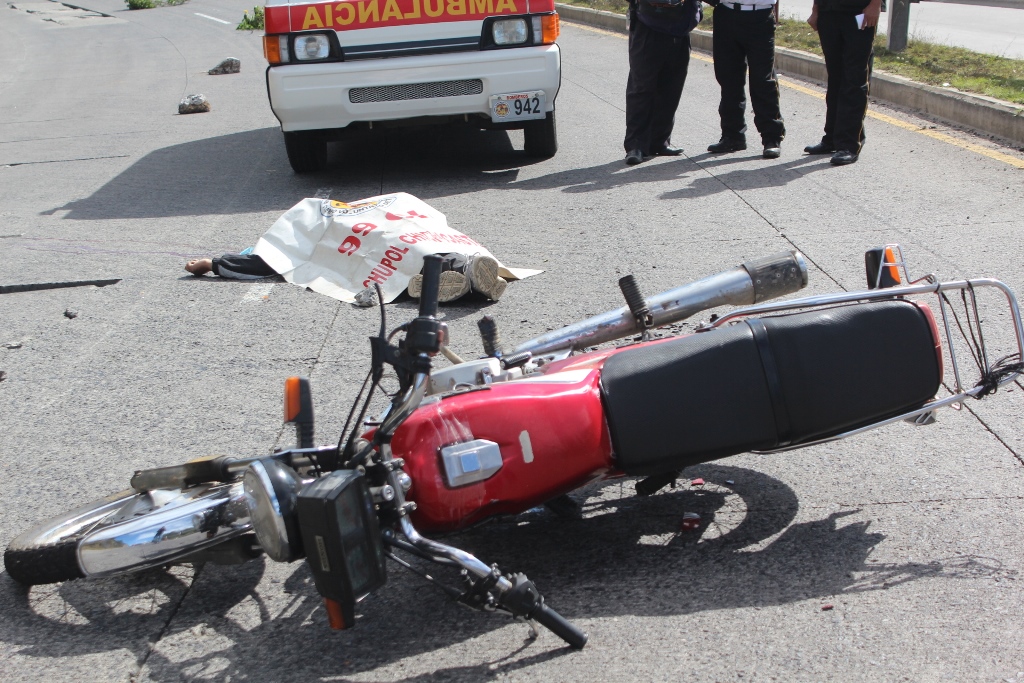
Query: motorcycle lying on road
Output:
[[6, 246, 1023, 649]]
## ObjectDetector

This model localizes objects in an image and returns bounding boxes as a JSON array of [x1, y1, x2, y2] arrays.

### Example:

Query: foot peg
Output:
[[478, 315, 503, 358], [635, 470, 680, 496], [619, 275, 653, 339]]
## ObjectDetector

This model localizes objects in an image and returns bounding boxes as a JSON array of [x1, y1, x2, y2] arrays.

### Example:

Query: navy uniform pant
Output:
[[712, 5, 785, 144], [817, 12, 875, 153], [624, 19, 691, 155]]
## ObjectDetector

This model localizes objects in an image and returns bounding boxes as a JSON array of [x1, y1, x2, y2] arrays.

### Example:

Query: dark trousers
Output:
[[212, 253, 276, 279], [624, 20, 691, 154], [712, 6, 785, 144], [817, 12, 875, 153]]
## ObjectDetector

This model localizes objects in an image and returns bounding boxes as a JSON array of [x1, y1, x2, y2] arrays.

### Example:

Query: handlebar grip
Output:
[[534, 602, 588, 649], [418, 254, 442, 319]]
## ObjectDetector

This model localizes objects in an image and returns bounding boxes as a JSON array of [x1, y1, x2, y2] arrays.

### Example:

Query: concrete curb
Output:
[[555, 3, 1024, 145]]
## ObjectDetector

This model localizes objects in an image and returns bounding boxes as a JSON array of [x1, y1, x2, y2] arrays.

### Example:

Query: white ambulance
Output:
[[262, 0, 562, 172]]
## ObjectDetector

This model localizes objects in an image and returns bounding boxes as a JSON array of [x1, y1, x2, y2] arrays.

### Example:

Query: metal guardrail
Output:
[[923, 0, 1024, 7], [889, 0, 1023, 51]]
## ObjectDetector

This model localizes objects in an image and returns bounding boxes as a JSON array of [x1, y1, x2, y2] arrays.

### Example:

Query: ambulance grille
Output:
[[349, 79, 484, 103]]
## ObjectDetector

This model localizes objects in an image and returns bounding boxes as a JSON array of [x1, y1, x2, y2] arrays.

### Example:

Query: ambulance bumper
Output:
[[267, 44, 560, 132]]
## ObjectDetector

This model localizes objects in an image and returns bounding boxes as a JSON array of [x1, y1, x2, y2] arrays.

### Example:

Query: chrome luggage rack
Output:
[[695, 245, 1024, 454]]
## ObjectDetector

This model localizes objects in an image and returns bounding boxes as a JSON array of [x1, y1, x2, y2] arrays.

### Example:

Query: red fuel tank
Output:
[[391, 359, 616, 533]]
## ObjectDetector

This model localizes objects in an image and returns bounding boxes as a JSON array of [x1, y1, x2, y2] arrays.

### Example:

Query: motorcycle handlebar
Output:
[[418, 254, 442, 319], [534, 602, 589, 649]]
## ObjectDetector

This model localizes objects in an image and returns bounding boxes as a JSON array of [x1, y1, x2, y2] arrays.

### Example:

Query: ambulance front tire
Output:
[[523, 111, 557, 159], [284, 131, 328, 173]]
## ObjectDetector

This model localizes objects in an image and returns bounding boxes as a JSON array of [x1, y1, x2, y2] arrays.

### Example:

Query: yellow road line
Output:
[[568, 20, 1024, 169]]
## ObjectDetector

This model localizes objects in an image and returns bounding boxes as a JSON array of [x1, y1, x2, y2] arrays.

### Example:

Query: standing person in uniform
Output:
[[707, 0, 786, 159], [623, 0, 703, 165], [805, 0, 882, 165]]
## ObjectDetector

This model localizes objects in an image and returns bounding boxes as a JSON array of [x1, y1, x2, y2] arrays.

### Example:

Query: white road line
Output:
[[195, 12, 232, 24], [241, 282, 275, 302]]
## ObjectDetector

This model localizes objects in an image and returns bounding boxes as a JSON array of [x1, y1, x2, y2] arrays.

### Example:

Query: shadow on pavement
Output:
[[42, 126, 531, 221], [41, 125, 832, 223], [0, 464, 1010, 681]]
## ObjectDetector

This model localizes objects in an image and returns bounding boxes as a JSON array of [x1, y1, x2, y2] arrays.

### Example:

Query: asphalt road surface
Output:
[[2, 2, 1024, 681]]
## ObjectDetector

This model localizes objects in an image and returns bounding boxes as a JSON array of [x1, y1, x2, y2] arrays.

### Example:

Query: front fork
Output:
[[370, 378, 587, 648]]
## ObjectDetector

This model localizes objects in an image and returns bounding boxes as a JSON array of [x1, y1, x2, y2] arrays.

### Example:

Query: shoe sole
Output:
[[708, 145, 747, 154], [763, 150, 781, 159], [469, 256, 507, 301], [407, 271, 470, 302]]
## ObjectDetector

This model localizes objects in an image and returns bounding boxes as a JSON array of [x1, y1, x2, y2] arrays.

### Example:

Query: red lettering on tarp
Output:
[[386, 210, 430, 221], [338, 236, 361, 255], [360, 245, 412, 288], [398, 230, 484, 247], [352, 222, 377, 236]]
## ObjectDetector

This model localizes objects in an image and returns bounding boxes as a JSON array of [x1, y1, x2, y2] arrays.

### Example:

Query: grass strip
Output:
[[558, 0, 1024, 105]]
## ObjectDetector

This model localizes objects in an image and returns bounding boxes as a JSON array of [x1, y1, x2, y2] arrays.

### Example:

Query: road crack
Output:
[[129, 563, 205, 682]]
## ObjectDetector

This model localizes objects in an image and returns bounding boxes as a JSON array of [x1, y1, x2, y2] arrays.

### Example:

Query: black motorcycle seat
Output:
[[600, 300, 942, 475]]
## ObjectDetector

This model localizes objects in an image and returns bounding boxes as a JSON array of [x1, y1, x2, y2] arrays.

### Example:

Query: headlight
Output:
[[242, 459, 304, 562], [492, 18, 528, 45], [294, 33, 331, 61]]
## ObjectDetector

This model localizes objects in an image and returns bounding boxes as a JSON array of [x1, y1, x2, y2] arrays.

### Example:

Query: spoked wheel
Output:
[[4, 482, 250, 586]]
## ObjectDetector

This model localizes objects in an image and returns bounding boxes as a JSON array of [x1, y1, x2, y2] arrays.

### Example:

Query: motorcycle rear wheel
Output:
[[4, 482, 250, 586]]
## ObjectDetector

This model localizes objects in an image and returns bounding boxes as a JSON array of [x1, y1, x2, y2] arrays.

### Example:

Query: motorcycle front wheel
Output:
[[4, 481, 250, 586]]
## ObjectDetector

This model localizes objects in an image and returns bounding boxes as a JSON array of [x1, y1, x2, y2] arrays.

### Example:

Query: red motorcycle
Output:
[[6, 246, 1022, 649]]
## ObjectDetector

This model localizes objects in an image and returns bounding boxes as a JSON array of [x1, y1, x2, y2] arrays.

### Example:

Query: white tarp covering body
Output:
[[254, 193, 534, 303]]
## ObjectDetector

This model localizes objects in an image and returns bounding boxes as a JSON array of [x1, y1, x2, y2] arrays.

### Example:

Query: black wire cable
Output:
[[940, 289, 1024, 398], [337, 284, 388, 459]]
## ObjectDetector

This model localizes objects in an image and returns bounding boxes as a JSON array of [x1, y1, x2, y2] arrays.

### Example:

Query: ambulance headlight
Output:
[[294, 33, 331, 61], [492, 18, 528, 45]]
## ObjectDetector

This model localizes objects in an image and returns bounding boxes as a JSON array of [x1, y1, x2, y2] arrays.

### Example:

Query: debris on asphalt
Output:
[[0, 371, 6, 382], [0, 278, 121, 294], [690, 477, 704, 487], [2, 342, 22, 349], [680, 512, 701, 531], [353, 286, 379, 308], [208, 58, 240, 75], [725, 479, 735, 485], [179, 94, 211, 114], [821, 604, 834, 611], [64, 309, 78, 319]]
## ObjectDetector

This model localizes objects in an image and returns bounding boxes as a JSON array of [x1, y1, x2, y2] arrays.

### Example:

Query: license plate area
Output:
[[489, 91, 546, 122]]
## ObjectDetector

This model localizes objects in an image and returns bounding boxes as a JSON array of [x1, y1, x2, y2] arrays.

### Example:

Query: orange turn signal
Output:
[[263, 35, 283, 65], [324, 597, 348, 630], [883, 246, 901, 285], [284, 376, 302, 423], [541, 13, 560, 44]]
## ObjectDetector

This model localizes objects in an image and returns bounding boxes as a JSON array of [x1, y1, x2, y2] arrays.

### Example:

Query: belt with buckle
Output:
[[720, 2, 774, 9]]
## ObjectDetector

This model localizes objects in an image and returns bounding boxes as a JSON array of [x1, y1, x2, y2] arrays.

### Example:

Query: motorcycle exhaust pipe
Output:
[[513, 251, 808, 357]]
